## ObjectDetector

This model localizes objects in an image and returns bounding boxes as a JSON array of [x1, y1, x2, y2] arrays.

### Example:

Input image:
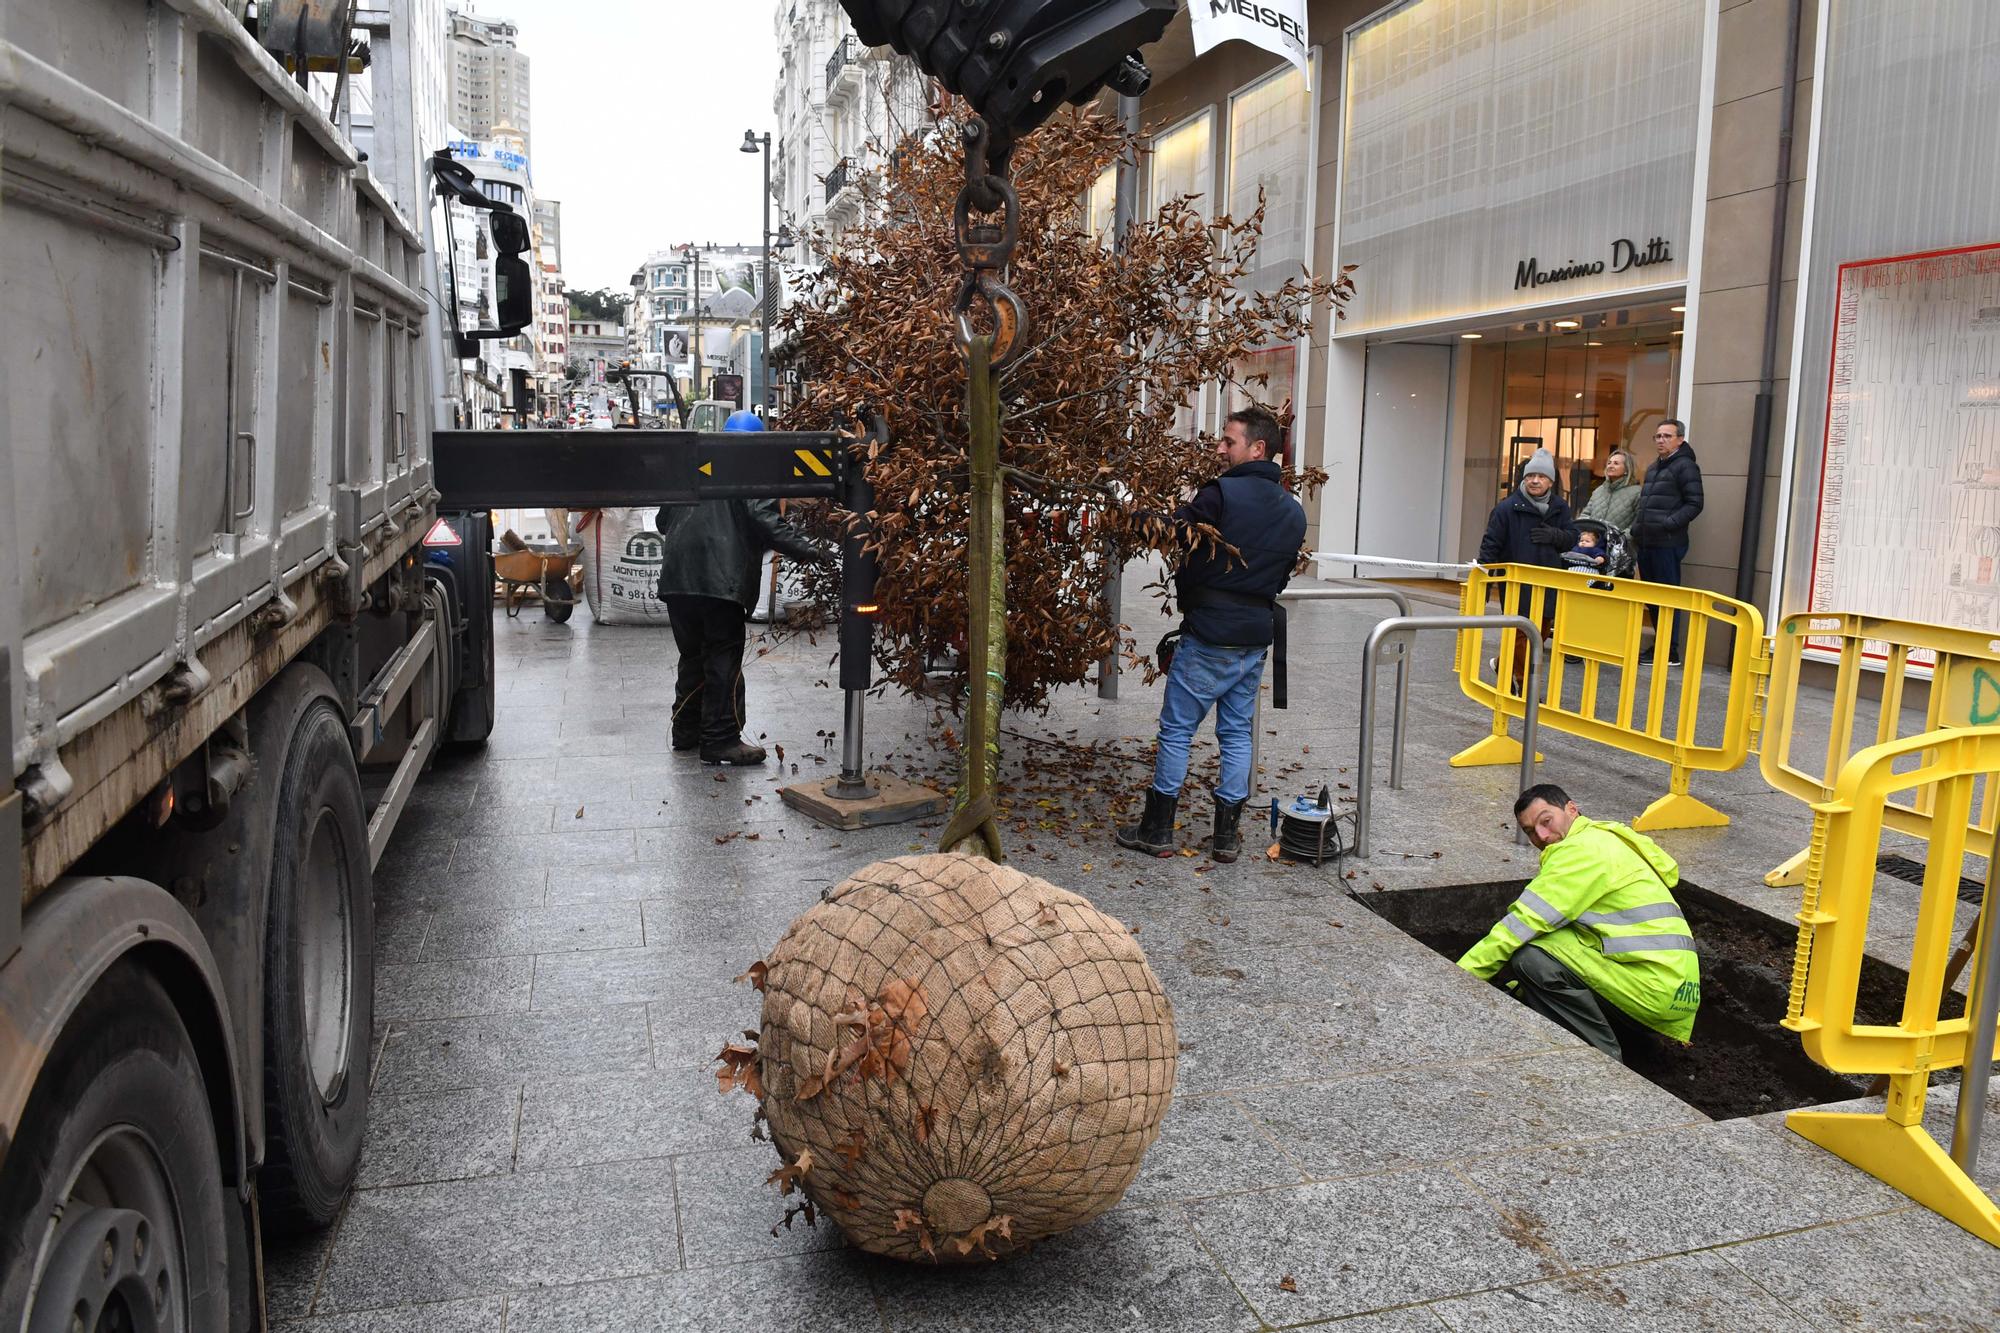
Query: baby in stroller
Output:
[[1562, 517, 1635, 583]]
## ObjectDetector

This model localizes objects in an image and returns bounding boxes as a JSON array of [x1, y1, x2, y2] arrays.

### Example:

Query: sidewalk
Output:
[[267, 577, 2000, 1330]]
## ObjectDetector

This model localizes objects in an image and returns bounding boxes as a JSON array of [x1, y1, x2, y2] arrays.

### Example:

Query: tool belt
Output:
[[1159, 586, 1288, 709]]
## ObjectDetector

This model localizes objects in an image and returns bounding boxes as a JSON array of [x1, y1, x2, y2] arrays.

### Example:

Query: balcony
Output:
[[825, 37, 860, 101], [823, 157, 853, 208]]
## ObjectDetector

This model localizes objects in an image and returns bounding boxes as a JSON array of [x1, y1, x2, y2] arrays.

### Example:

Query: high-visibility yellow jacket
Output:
[[1458, 815, 1701, 1041]]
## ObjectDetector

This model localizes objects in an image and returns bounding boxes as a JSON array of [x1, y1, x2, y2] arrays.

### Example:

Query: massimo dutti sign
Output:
[[1514, 237, 1675, 291]]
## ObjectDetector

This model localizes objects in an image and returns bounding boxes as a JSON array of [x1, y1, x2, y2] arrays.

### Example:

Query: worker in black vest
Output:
[[1117, 405, 1307, 862]]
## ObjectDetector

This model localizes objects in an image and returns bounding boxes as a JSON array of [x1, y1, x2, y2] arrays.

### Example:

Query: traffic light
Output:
[[839, 1, 1172, 143]]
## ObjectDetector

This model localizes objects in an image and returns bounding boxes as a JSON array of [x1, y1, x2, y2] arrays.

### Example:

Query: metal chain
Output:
[[950, 118, 1028, 369]]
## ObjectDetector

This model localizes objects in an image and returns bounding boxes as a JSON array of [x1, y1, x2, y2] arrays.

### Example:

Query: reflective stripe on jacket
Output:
[[1458, 816, 1701, 1041]]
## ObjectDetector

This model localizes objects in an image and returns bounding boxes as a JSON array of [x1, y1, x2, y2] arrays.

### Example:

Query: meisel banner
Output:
[[1190, 0, 1310, 83]]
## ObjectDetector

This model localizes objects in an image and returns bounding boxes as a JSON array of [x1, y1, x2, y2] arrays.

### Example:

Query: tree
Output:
[[567, 287, 631, 323], [779, 104, 1350, 722]]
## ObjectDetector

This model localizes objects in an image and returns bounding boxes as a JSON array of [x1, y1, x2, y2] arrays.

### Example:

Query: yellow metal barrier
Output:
[[1453, 564, 1767, 831], [1783, 726, 2000, 1248], [1760, 612, 2000, 886]]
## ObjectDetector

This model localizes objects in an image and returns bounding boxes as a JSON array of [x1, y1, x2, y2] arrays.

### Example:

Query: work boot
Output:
[[1210, 797, 1247, 863], [1114, 788, 1179, 857], [701, 739, 767, 766]]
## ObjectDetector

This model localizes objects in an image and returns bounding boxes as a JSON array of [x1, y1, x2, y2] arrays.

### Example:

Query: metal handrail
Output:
[[824, 158, 851, 204], [1252, 586, 1416, 795], [826, 38, 855, 92], [1355, 614, 1543, 859]]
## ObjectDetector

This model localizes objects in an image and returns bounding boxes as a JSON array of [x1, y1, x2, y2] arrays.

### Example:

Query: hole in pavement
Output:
[[1354, 880, 1965, 1121]]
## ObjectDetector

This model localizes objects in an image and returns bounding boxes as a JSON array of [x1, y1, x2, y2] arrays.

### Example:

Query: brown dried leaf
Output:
[[765, 1146, 814, 1196], [714, 1042, 762, 1099], [1278, 1275, 1298, 1293], [734, 960, 769, 991]]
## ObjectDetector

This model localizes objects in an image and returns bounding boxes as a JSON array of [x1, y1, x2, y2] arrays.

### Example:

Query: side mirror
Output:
[[490, 210, 533, 337]]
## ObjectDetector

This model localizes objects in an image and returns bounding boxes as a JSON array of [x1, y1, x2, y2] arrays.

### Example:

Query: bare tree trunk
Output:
[[941, 334, 1007, 861]]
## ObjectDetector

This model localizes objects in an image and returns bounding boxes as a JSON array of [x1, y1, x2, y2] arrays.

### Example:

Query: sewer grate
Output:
[[1876, 853, 1987, 905]]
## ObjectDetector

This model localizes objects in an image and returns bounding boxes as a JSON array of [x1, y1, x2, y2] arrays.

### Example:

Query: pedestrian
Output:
[[1477, 448, 1575, 688], [656, 409, 834, 765], [1634, 420, 1704, 665], [1578, 447, 1641, 545], [1458, 783, 1701, 1065], [1115, 405, 1307, 864]]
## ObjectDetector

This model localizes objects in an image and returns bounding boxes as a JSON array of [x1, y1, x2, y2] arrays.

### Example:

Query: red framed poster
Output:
[[1804, 240, 2000, 668]]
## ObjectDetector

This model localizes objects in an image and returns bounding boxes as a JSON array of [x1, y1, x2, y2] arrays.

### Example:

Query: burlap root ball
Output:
[[752, 852, 1176, 1262]]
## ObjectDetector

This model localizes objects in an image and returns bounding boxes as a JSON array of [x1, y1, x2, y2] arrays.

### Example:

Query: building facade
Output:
[[448, 8, 531, 147], [532, 198, 567, 418], [772, 0, 928, 272], [441, 128, 540, 427], [628, 244, 770, 403], [1121, 0, 1999, 636]]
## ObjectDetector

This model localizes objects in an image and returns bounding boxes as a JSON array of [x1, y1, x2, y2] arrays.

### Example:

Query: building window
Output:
[[1227, 62, 1311, 288], [1148, 110, 1213, 219], [1085, 165, 1116, 243]]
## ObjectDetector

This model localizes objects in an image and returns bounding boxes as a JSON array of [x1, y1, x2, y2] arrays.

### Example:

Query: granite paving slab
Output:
[[447, 828, 638, 873], [1454, 1118, 1909, 1270], [673, 1145, 845, 1268], [1186, 1168, 1562, 1326], [1118, 1089, 1307, 1207], [355, 1087, 520, 1188], [374, 955, 535, 1022], [1426, 1250, 1810, 1331], [319, 1160, 679, 1312], [274, 1295, 504, 1331], [420, 901, 643, 961], [541, 861, 675, 906], [1235, 1049, 1702, 1180], [1714, 1207, 2000, 1328], [503, 1251, 888, 1333], [374, 1005, 652, 1092], [515, 1068, 753, 1170], [866, 1205, 1258, 1333], [375, 864, 548, 916]]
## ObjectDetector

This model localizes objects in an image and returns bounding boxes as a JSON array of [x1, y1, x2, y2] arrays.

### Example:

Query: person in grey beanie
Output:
[[1478, 447, 1575, 687]]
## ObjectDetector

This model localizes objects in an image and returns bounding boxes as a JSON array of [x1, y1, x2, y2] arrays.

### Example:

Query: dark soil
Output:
[[1355, 880, 1964, 1121]]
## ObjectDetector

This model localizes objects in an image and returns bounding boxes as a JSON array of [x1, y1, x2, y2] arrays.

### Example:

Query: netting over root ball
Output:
[[743, 853, 1176, 1262]]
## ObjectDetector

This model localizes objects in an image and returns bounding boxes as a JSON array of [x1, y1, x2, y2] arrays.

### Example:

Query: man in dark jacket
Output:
[[656, 411, 833, 765], [1116, 405, 1307, 863], [1478, 448, 1576, 690], [1479, 448, 1576, 570], [1634, 419, 1704, 665]]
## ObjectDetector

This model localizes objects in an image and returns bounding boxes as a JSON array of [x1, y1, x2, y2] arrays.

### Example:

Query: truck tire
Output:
[[259, 696, 375, 1233], [0, 960, 246, 1331]]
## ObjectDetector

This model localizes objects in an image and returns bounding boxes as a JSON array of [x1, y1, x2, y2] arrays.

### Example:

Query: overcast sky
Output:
[[461, 0, 782, 292]]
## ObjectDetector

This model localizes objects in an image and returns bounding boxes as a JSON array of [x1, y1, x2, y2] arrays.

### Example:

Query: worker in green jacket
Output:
[[1459, 783, 1700, 1062]]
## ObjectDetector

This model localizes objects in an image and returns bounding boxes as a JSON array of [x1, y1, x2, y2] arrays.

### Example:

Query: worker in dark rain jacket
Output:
[[656, 411, 833, 765]]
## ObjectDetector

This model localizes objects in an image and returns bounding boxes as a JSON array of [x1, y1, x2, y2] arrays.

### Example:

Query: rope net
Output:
[[750, 852, 1176, 1261]]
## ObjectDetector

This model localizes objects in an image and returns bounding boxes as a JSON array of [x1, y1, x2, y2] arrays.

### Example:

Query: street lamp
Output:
[[679, 244, 704, 401], [741, 128, 774, 415]]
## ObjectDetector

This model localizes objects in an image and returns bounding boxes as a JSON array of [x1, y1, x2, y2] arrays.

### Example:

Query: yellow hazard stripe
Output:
[[794, 448, 833, 477]]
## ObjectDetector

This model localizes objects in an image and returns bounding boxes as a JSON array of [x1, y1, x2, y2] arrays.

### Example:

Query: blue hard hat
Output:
[[724, 410, 765, 432]]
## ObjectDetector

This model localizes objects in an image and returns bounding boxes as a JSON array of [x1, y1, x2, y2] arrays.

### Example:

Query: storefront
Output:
[[1320, 0, 1704, 566]]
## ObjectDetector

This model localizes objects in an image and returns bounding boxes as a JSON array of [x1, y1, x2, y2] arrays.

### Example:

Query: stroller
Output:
[[1562, 517, 1636, 585]]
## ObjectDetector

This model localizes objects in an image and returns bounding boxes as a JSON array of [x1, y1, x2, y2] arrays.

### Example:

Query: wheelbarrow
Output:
[[494, 538, 582, 623]]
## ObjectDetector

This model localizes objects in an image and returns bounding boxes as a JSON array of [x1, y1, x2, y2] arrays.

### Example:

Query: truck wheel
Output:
[[259, 698, 374, 1233], [0, 961, 244, 1331]]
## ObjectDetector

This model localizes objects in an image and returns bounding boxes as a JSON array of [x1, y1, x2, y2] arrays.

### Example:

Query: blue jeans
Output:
[[1638, 540, 1689, 658], [1151, 634, 1266, 805]]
